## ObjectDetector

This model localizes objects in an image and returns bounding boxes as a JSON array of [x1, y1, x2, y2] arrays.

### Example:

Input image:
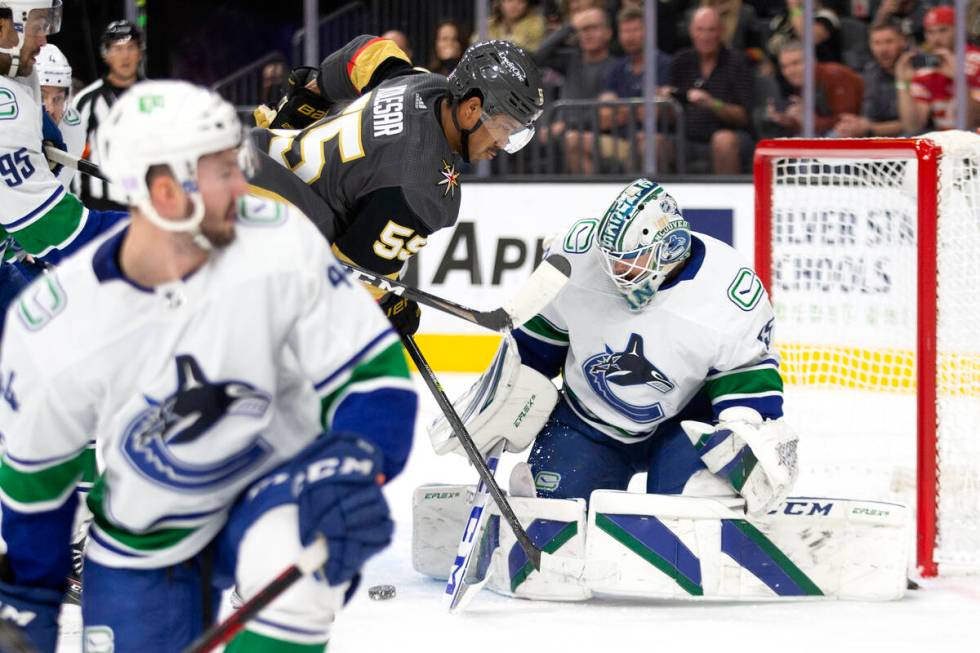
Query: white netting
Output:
[[931, 131, 980, 568], [764, 133, 980, 572]]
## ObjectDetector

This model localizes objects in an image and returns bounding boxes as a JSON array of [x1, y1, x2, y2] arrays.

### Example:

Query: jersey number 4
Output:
[[0, 147, 36, 187]]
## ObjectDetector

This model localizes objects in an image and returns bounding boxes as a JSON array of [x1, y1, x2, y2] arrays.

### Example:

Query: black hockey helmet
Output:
[[447, 40, 544, 160], [101, 19, 142, 54]]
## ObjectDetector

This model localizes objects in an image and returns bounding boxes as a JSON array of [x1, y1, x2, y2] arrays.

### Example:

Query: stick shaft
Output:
[[401, 334, 542, 571], [42, 145, 110, 181]]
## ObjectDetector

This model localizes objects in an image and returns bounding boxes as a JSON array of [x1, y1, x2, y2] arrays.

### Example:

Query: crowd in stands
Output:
[[399, 0, 980, 174]]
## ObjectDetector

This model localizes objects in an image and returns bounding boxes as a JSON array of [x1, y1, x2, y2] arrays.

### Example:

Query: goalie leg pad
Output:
[[486, 496, 591, 601], [411, 484, 475, 579], [585, 490, 909, 601]]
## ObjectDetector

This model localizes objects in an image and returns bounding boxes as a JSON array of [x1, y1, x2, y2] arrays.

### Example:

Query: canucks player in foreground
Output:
[[0, 80, 417, 651], [250, 35, 545, 335], [0, 0, 126, 333]]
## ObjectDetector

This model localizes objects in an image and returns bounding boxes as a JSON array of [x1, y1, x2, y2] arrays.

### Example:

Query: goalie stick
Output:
[[446, 440, 505, 612], [181, 537, 328, 653], [345, 254, 571, 332], [402, 334, 543, 572], [42, 145, 110, 182]]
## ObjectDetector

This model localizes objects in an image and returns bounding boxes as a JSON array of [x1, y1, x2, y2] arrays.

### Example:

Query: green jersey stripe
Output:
[[319, 340, 410, 428], [225, 630, 326, 652], [6, 194, 86, 256], [704, 367, 783, 401], [87, 478, 197, 552], [520, 314, 569, 343], [0, 449, 87, 506]]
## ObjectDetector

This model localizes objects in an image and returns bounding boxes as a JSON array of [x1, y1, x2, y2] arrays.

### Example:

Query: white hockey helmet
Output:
[[0, 0, 62, 77], [97, 80, 246, 243], [35, 43, 71, 88], [594, 178, 692, 311]]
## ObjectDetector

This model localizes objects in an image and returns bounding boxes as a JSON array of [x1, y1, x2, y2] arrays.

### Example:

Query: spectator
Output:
[[535, 7, 617, 173], [73, 20, 145, 211], [698, 0, 764, 62], [260, 56, 287, 107], [763, 41, 863, 137], [768, 0, 843, 63], [662, 6, 754, 174], [486, 0, 548, 52], [872, 0, 927, 43], [382, 30, 413, 61], [834, 19, 905, 137], [428, 20, 468, 76], [592, 6, 672, 172], [896, 5, 980, 133]]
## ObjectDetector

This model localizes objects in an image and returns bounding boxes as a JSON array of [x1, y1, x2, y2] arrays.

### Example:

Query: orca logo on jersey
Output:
[[120, 355, 274, 491], [583, 333, 673, 423]]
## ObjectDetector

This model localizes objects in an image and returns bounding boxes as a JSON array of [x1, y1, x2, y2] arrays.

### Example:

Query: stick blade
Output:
[[503, 254, 572, 329]]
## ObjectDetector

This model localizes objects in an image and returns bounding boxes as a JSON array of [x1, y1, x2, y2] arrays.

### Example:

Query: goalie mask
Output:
[[595, 179, 692, 311], [0, 0, 63, 77], [97, 80, 255, 249]]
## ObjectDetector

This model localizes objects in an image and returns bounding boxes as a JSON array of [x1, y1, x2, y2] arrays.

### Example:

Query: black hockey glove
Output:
[[379, 294, 421, 337], [267, 66, 331, 130]]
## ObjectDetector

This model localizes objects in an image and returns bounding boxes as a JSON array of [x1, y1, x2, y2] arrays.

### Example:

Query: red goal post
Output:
[[753, 134, 980, 577]]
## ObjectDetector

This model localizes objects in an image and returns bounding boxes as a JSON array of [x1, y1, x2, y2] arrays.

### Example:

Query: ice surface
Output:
[[57, 373, 980, 653]]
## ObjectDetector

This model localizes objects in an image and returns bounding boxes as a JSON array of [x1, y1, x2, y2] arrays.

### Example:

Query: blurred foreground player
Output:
[[0, 80, 417, 652]]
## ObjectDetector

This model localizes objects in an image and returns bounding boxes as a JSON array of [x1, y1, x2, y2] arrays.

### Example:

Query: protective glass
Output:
[[24, 3, 63, 37], [480, 111, 535, 154]]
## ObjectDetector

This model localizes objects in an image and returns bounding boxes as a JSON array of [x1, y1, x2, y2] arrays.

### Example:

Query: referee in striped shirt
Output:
[[71, 20, 144, 211]]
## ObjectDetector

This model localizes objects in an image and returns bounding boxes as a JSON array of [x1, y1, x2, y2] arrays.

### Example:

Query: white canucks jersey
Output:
[[516, 225, 781, 443], [0, 195, 415, 570], [0, 72, 90, 260]]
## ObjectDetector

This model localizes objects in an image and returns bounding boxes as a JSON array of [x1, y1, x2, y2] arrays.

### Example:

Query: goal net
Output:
[[754, 132, 980, 576]]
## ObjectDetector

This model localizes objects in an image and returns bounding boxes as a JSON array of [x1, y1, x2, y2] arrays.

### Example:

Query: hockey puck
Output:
[[368, 584, 396, 601]]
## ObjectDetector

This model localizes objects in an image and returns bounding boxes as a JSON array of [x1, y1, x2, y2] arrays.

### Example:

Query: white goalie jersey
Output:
[[514, 226, 782, 443]]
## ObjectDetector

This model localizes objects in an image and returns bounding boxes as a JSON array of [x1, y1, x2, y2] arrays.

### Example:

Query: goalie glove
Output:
[[429, 335, 558, 457], [681, 407, 799, 517]]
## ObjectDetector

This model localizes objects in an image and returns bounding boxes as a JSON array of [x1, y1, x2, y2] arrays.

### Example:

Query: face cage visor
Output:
[[480, 110, 536, 154], [598, 228, 691, 295], [22, 3, 63, 39]]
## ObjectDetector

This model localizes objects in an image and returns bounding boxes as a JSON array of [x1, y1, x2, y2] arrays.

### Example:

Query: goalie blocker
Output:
[[412, 488, 910, 602]]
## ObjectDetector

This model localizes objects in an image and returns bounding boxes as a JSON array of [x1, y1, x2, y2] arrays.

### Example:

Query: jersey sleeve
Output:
[[0, 316, 94, 588], [1, 99, 123, 262], [333, 185, 434, 277], [318, 35, 414, 107], [702, 286, 783, 421], [281, 213, 418, 480]]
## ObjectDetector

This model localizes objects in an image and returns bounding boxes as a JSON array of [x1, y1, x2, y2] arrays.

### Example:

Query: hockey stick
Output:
[[181, 537, 327, 653], [446, 440, 505, 612], [345, 254, 572, 332], [42, 145, 110, 182], [402, 334, 543, 572]]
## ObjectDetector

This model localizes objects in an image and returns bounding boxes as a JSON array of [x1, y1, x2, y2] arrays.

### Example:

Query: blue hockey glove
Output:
[[41, 109, 66, 175], [0, 580, 63, 653], [291, 435, 394, 586]]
